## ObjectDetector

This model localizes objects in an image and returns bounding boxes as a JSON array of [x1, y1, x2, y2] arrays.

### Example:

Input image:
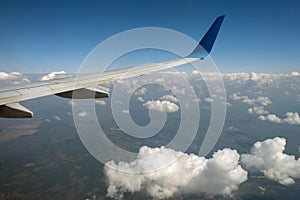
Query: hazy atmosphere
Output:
[[1, 1, 300, 199]]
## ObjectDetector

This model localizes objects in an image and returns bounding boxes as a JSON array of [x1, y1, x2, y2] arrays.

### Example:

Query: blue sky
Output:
[[0, 0, 299, 73]]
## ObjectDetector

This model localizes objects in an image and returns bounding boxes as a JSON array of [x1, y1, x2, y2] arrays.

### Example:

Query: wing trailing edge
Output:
[[0, 16, 225, 118]]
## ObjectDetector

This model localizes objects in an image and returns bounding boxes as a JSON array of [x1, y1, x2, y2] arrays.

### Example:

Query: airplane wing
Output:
[[0, 15, 225, 118]]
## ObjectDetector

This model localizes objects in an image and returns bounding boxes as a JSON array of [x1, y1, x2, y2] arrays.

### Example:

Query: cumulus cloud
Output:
[[291, 71, 300, 76], [230, 93, 272, 106], [230, 91, 300, 125], [104, 137, 300, 198], [159, 94, 178, 103], [259, 112, 300, 125], [258, 114, 282, 123], [191, 70, 200, 75], [249, 72, 286, 87], [231, 93, 274, 117], [0, 71, 30, 85], [230, 92, 246, 100], [204, 97, 213, 103], [223, 73, 250, 85], [256, 96, 272, 106], [143, 100, 179, 113], [218, 71, 300, 88], [105, 146, 247, 199], [248, 106, 269, 115], [211, 72, 295, 88], [282, 112, 300, 124], [241, 96, 271, 106], [95, 100, 106, 105], [241, 137, 300, 185], [241, 98, 255, 105], [40, 71, 66, 81]]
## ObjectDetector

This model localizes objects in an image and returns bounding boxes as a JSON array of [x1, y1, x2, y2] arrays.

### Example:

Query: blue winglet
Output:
[[188, 15, 225, 59]]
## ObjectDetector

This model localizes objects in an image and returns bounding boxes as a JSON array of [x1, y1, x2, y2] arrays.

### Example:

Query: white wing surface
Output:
[[0, 15, 225, 118]]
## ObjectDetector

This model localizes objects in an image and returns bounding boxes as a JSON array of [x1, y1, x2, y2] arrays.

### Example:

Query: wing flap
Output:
[[0, 103, 33, 118], [0, 15, 225, 118], [55, 87, 109, 99]]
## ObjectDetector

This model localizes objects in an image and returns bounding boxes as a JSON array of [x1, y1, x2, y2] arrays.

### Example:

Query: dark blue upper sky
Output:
[[0, 0, 299, 73]]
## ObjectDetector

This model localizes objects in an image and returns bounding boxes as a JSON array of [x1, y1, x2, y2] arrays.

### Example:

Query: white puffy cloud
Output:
[[223, 73, 250, 85], [104, 136, 300, 198], [258, 114, 282, 123], [249, 72, 286, 87], [204, 97, 213, 103], [241, 137, 300, 185], [248, 106, 269, 115], [207, 72, 300, 88], [143, 100, 179, 113], [95, 100, 106, 105], [191, 70, 200, 75], [256, 96, 272, 106], [242, 98, 255, 105], [231, 93, 272, 107], [259, 112, 300, 125], [282, 112, 300, 125], [0, 71, 30, 85], [40, 71, 66, 81], [291, 71, 300, 76], [160, 94, 178, 103], [242, 96, 272, 106], [230, 90, 300, 125], [230, 92, 246, 100], [212, 72, 295, 88], [105, 146, 247, 199]]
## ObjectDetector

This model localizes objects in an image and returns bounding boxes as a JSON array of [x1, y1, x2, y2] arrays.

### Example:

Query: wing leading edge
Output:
[[0, 16, 225, 118]]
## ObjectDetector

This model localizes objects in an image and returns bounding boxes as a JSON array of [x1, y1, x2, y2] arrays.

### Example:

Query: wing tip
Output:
[[187, 15, 225, 59]]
